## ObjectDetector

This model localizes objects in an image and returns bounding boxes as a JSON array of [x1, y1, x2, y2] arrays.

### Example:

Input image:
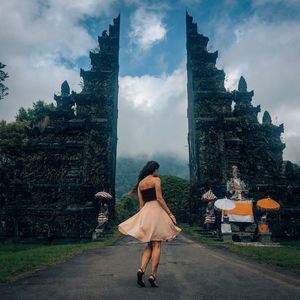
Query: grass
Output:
[[180, 223, 300, 273], [0, 229, 121, 283]]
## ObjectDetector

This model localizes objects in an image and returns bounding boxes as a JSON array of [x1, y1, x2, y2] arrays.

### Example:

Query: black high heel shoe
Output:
[[137, 268, 145, 287], [148, 274, 158, 287]]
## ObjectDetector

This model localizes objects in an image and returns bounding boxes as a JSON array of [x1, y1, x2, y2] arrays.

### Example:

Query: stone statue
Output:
[[96, 203, 109, 232], [102, 30, 108, 38], [54, 80, 75, 111], [227, 165, 247, 201]]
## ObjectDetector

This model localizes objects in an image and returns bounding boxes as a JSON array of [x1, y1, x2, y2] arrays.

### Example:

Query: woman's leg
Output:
[[139, 241, 153, 272], [150, 241, 161, 276]]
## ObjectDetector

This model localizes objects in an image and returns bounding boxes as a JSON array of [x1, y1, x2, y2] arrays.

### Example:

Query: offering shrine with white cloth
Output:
[[221, 166, 257, 242]]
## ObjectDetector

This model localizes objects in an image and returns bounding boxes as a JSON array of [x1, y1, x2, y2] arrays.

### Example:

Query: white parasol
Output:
[[214, 198, 236, 211]]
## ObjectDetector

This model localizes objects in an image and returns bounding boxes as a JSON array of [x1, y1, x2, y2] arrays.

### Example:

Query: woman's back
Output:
[[138, 176, 158, 202], [138, 175, 156, 191]]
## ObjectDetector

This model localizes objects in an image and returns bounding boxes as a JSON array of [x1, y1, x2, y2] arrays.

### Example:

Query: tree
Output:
[[0, 120, 30, 208], [115, 195, 139, 224], [15, 99, 55, 125], [0, 120, 30, 155], [0, 62, 9, 100], [160, 175, 191, 223]]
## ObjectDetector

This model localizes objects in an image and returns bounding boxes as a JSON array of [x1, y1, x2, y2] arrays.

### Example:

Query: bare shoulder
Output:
[[154, 177, 161, 183]]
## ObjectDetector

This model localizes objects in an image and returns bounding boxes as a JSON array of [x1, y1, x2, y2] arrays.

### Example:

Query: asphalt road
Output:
[[1, 232, 300, 300]]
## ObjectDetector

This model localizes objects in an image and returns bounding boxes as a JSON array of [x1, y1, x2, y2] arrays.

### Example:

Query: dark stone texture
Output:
[[0, 15, 120, 241], [186, 12, 300, 234]]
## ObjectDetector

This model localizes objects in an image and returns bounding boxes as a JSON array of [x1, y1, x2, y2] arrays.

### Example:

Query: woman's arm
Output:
[[154, 177, 171, 215], [137, 186, 144, 210]]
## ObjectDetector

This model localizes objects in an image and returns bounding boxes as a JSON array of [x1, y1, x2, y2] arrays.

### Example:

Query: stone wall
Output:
[[0, 15, 120, 241], [186, 12, 300, 230]]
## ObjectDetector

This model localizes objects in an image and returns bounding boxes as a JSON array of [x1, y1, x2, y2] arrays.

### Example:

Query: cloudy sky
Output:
[[0, 0, 300, 163]]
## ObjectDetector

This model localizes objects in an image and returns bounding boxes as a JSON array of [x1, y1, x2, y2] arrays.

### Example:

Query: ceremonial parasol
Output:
[[214, 198, 236, 211], [256, 197, 280, 210], [256, 197, 280, 220], [94, 191, 113, 200], [201, 189, 217, 201]]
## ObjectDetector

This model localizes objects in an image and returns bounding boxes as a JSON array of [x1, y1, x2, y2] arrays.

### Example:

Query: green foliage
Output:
[[0, 100, 54, 155], [0, 230, 121, 283], [115, 195, 139, 224], [0, 62, 9, 100], [160, 175, 191, 223], [15, 99, 55, 125], [182, 223, 300, 272], [0, 120, 30, 154]]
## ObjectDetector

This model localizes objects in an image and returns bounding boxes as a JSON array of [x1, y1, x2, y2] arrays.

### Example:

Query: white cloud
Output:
[[120, 68, 185, 112], [218, 17, 300, 162], [0, 60, 81, 120], [251, 0, 300, 7], [118, 65, 189, 159], [128, 7, 167, 51], [0, 0, 115, 120], [0, 0, 189, 161], [1, 0, 299, 165]]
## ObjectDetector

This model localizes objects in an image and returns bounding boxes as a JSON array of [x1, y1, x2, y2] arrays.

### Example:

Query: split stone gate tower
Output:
[[0, 12, 291, 240], [186, 12, 286, 221], [0, 15, 120, 240]]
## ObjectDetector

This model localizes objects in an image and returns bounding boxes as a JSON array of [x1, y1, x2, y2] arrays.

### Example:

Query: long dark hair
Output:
[[129, 160, 160, 194]]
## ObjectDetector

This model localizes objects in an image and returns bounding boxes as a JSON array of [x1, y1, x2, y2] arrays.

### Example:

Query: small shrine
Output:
[[202, 165, 280, 243], [222, 165, 256, 242]]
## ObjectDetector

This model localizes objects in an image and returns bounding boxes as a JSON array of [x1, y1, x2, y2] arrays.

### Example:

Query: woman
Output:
[[118, 160, 181, 287]]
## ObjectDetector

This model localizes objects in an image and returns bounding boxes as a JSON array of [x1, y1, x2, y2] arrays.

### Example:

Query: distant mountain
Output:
[[115, 153, 189, 199]]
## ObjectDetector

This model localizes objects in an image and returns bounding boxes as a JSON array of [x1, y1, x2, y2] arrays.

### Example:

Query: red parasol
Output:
[[201, 189, 217, 202]]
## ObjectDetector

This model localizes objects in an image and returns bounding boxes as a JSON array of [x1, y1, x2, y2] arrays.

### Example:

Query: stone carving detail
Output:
[[186, 12, 292, 224], [0, 15, 120, 241]]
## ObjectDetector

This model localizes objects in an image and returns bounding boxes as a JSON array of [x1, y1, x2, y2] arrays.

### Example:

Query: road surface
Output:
[[1, 232, 300, 300]]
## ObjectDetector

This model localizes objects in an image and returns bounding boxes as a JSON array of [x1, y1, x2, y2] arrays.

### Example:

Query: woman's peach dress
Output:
[[118, 185, 181, 243]]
